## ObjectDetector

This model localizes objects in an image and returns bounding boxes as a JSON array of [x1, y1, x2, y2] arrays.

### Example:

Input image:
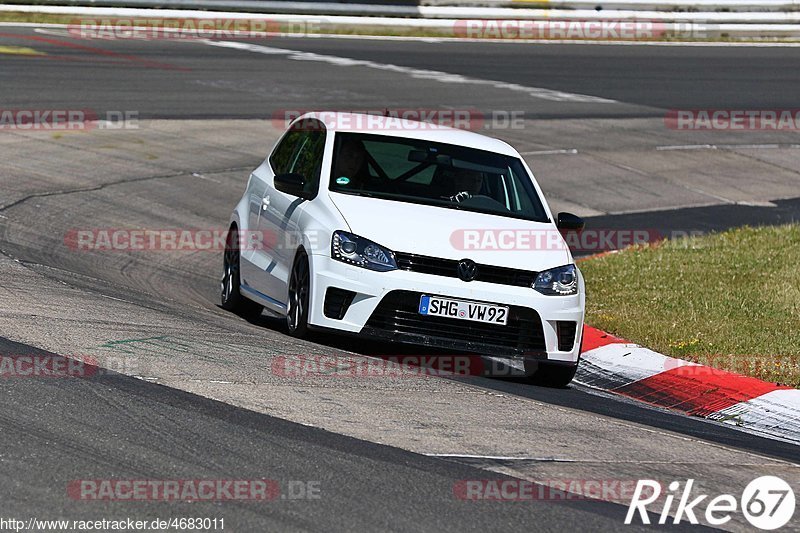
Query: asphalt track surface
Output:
[[3, 31, 800, 117], [4, 336, 681, 532], [1, 26, 799, 531]]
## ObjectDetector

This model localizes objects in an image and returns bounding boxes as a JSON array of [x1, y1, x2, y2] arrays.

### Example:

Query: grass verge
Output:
[[580, 224, 800, 386]]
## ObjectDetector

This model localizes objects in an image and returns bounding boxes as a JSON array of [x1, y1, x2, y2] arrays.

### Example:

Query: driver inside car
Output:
[[333, 137, 371, 188], [449, 169, 485, 202]]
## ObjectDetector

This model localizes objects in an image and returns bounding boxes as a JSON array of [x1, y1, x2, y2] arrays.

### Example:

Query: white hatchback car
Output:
[[223, 112, 585, 386]]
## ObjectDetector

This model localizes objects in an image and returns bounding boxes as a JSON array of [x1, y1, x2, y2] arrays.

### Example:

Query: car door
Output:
[[251, 120, 326, 306], [239, 126, 300, 304]]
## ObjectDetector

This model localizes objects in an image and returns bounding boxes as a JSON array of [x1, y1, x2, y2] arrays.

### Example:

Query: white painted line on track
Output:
[[520, 148, 579, 155], [656, 144, 718, 151], [683, 185, 738, 204], [191, 172, 222, 184], [657, 143, 800, 151], [0, 22, 71, 28], [736, 200, 779, 206], [32, 27, 94, 38], [425, 454, 577, 461], [200, 39, 620, 104]]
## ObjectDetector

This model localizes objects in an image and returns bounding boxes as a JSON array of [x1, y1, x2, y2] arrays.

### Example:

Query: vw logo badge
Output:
[[457, 259, 478, 282]]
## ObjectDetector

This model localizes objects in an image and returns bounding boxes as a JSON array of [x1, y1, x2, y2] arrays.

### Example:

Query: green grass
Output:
[[580, 224, 800, 386], [0, 12, 80, 25]]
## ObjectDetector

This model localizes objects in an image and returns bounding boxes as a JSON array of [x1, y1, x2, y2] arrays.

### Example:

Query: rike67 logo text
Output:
[[626, 476, 795, 530]]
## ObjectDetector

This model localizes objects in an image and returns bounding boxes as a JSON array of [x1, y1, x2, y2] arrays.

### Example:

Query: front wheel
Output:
[[528, 362, 578, 388], [286, 251, 310, 338], [221, 227, 263, 319], [525, 332, 583, 388]]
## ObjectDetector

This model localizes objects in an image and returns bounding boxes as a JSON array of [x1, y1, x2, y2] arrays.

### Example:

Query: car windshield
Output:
[[328, 132, 549, 222]]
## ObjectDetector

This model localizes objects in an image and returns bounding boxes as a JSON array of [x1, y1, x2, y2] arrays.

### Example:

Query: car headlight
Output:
[[533, 264, 578, 295], [331, 230, 397, 272]]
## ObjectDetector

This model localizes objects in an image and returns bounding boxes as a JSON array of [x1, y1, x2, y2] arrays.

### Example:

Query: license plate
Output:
[[418, 295, 509, 325]]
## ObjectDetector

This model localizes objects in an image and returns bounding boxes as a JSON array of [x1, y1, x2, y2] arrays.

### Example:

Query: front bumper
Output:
[[307, 255, 584, 363]]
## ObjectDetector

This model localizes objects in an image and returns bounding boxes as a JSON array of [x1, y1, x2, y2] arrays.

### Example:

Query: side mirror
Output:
[[557, 212, 585, 231], [274, 173, 309, 199]]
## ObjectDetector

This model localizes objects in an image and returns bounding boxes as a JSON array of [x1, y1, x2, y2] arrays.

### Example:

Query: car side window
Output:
[[269, 120, 326, 199], [269, 130, 303, 175], [290, 129, 326, 198], [289, 120, 325, 198]]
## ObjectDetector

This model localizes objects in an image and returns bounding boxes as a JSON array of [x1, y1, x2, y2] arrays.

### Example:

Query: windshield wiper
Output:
[[332, 189, 377, 198]]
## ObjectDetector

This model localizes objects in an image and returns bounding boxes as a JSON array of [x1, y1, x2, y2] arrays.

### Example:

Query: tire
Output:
[[524, 335, 583, 388], [221, 227, 264, 319], [527, 361, 578, 388], [286, 250, 310, 338]]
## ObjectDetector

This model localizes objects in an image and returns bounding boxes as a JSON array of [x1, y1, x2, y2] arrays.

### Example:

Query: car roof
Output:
[[292, 112, 519, 157]]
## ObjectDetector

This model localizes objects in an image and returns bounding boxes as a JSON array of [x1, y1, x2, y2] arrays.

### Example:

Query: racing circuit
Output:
[[1, 24, 800, 531]]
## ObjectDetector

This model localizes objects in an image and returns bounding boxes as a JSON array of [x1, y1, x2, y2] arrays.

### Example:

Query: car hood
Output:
[[329, 193, 572, 272]]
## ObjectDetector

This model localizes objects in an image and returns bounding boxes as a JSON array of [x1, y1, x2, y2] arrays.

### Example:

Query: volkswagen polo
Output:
[[222, 112, 585, 386]]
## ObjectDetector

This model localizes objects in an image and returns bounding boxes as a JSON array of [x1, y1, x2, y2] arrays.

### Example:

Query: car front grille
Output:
[[394, 252, 537, 288], [363, 290, 546, 356]]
